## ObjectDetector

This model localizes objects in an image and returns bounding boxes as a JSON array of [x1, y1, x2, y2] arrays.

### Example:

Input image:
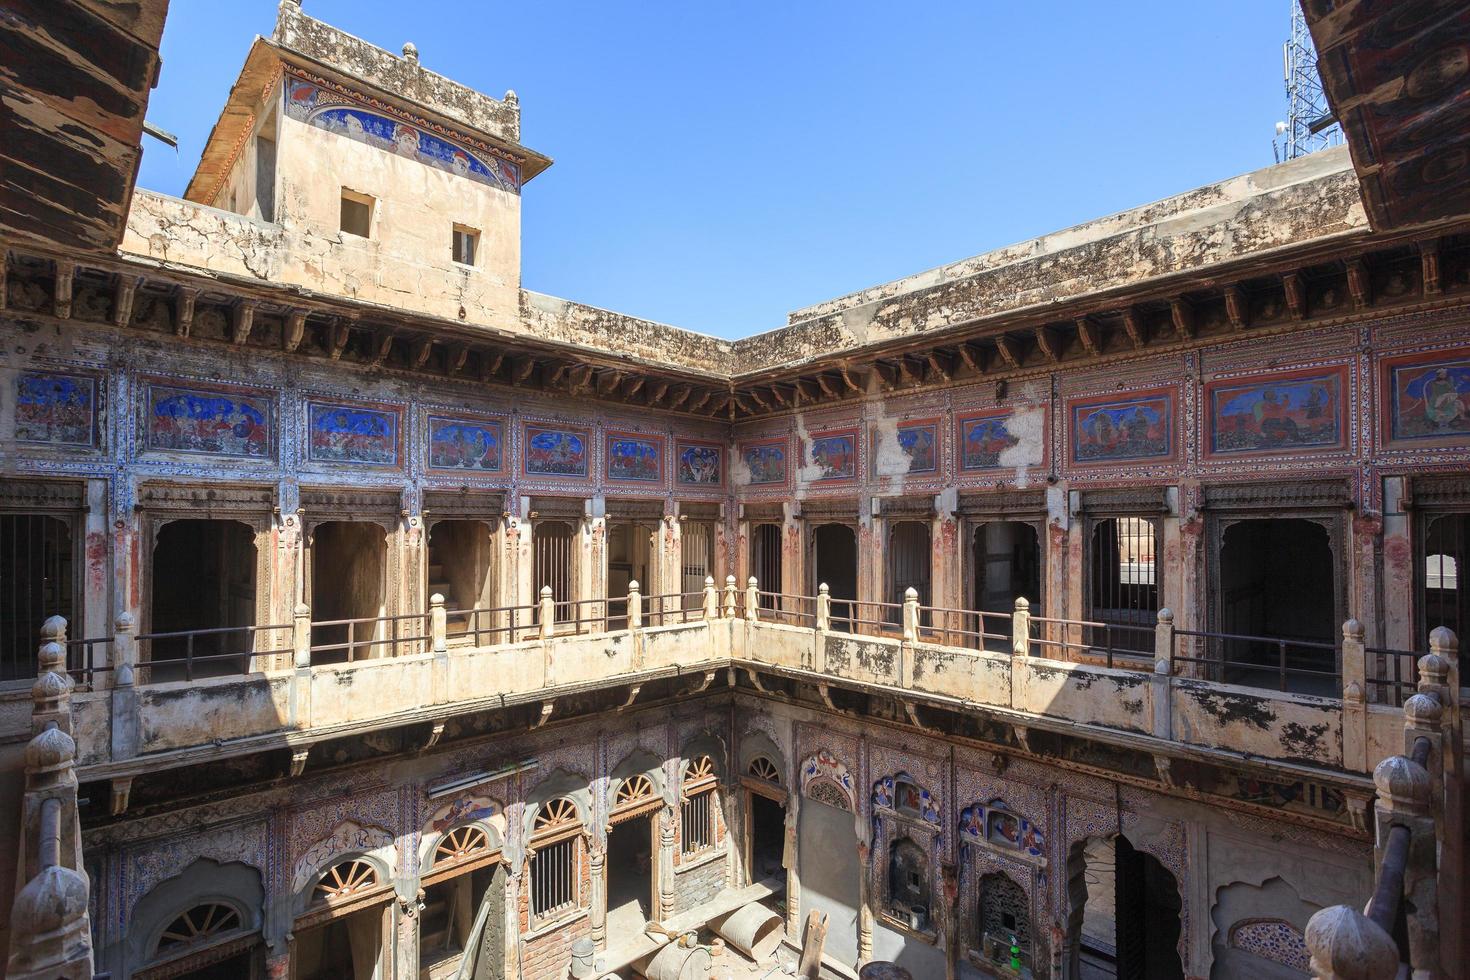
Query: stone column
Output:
[[856, 840, 874, 964], [1380, 477, 1414, 650], [784, 795, 802, 940], [658, 806, 676, 921], [82, 479, 109, 672], [589, 839, 607, 948]]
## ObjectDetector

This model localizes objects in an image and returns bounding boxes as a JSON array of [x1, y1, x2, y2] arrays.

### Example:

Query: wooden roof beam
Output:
[[622, 375, 645, 400], [897, 357, 923, 385], [285, 308, 308, 353], [448, 344, 469, 375], [512, 356, 535, 385], [53, 260, 74, 319], [873, 361, 898, 388], [482, 351, 505, 380], [1420, 239, 1442, 295], [1282, 272, 1305, 319], [668, 384, 692, 410], [1169, 298, 1194, 340], [596, 369, 623, 395], [113, 276, 141, 327], [1074, 317, 1099, 356], [1033, 326, 1058, 363], [795, 378, 820, 403], [689, 389, 714, 413], [648, 380, 670, 406], [329, 320, 352, 360], [1345, 257, 1369, 309], [175, 287, 199, 339], [569, 363, 594, 394], [957, 341, 983, 375], [815, 373, 839, 398], [995, 335, 1021, 370], [412, 337, 434, 369], [371, 331, 395, 366], [231, 300, 256, 345], [841, 365, 866, 393], [1120, 309, 1144, 349], [926, 350, 954, 381], [1222, 285, 1248, 332]]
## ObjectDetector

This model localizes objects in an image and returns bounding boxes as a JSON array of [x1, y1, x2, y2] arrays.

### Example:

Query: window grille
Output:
[[1, 514, 74, 682], [533, 521, 575, 622], [753, 524, 782, 609], [434, 825, 490, 865], [747, 756, 780, 785], [682, 521, 715, 610], [156, 903, 242, 952], [681, 790, 713, 854], [1418, 513, 1467, 645], [313, 859, 379, 905], [1088, 517, 1159, 652], [530, 837, 576, 917], [979, 872, 1031, 964], [887, 521, 931, 625], [615, 774, 654, 808]]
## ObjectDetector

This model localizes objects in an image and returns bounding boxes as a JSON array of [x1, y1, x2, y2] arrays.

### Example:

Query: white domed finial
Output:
[[402, 42, 419, 64]]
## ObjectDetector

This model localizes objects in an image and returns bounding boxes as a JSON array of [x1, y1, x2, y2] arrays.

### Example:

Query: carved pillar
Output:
[[856, 840, 874, 964], [658, 806, 676, 921], [784, 794, 802, 940], [589, 839, 607, 948], [82, 479, 109, 672], [1380, 477, 1414, 651]]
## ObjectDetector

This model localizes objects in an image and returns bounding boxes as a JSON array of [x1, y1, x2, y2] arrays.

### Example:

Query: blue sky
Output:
[[139, 1, 1291, 339]]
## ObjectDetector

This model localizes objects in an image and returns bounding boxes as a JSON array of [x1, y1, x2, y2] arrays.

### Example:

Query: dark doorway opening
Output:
[[606, 814, 655, 933], [293, 905, 384, 980], [427, 520, 493, 637], [973, 521, 1040, 651], [1114, 835, 1183, 980], [149, 520, 256, 679], [161, 947, 262, 980], [1089, 518, 1158, 653], [533, 521, 575, 623], [1419, 512, 1467, 647], [310, 521, 386, 663], [607, 520, 654, 626], [420, 864, 501, 979], [1218, 518, 1336, 693], [887, 521, 931, 627], [752, 523, 782, 609], [0, 514, 74, 682], [749, 793, 785, 884], [813, 524, 858, 630]]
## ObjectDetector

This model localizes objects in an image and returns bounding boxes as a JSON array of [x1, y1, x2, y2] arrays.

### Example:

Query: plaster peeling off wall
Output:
[[999, 403, 1046, 488], [794, 414, 823, 491], [730, 449, 754, 489]]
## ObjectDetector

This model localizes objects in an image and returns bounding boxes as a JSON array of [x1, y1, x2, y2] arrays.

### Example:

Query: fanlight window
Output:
[[313, 859, 379, 904], [615, 774, 655, 808], [747, 756, 781, 785], [534, 797, 579, 835], [156, 902, 242, 951], [685, 754, 716, 789], [435, 825, 490, 864]]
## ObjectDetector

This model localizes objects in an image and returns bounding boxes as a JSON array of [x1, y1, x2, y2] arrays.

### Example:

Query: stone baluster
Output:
[[292, 602, 312, 669], [902, 587, 920, 644], [702, 576, 719, 620], [1373, 753, 1435, 977], [1011, 596, 1030, 657], [816, 583, 831, 632], [724, 574, 738, 618], [1424, 627, 1463, 975], [627, 580, 642, 630], [1341, 619, 1368, 772], [746, 576, 759, 622], [429, 592, 447, 653], [538, 585, 555, 641], [290, 603, 312, 731], [1154, 607, 1175, 675]]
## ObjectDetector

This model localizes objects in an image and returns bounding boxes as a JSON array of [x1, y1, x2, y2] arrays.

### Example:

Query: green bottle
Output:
[[1009, 935, 1021, 970]]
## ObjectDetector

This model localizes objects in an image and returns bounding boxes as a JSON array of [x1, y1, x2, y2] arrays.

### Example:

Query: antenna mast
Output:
[[1275, 0, 1343, 161]]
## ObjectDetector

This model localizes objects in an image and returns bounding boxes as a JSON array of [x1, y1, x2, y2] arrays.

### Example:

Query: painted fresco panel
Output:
[[957, 410, 1022, 472], [806, 428, 859, 482], [14, 371, 98, 447], [1069, 390, 1174, 465], [1205, 367, 1347, 457], [306, 400, 401, 467], [144, 381, 274, 458], [427, 414, 504, 473], [879, 419, 940, 476], [1381, 346, 1470, 447], [284, 70, 521, 192], [676, 439, 723, 488], [522, 423, 590, 479], [605, 431, 664, 484], [740, 439, 788, 486]]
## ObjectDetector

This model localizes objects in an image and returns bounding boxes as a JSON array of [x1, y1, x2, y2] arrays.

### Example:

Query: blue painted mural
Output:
[[146, 383, 272, 458], [428, 415, 503, 472], [14, 372, 97, 447], [1383, 347, 1470, 444], [1207, 369, 1345, 456], [807, 429, 858, 482], [957, 412, 1020, 471], [741, 440, 787, 486], [676, 440, 723, 487], [1070, 390, 1174, 464], [606, 433, 663, 483], [307, 401, 400, 466], [285, 74, 520, 193], [523, 425, 589, 478]]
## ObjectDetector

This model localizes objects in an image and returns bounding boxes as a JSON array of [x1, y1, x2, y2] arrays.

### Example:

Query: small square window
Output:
[[340, 191, 373, 238], [452, 225, 479, 266]]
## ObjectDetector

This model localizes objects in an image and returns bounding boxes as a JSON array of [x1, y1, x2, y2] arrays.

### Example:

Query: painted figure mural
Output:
[[958, 412, 1021, 471], [523, 425, 589, 478], [808, 430, 858, 481], [307, 401, 400, 466], [1207, 370, 1345, 455], [285, 72, 520, 192], [606, 433, 662, 483], [676, 440, 722, 487], [1385, 348, 1470, 443], [1071, 391, 1173, 464], [894, 421, 939, 474], [742, 441, 787, 485], [146, 383, 272, 458], [427, 415, 503, 471], [14, 372, 96, 447]]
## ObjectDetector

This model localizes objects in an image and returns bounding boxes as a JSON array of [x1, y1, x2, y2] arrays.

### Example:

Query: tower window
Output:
[[452, 225, 479, 265], [340, 191, 374, 238]]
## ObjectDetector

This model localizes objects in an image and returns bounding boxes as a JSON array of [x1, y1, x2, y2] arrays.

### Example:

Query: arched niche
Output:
[[126, 859, 263, 977]]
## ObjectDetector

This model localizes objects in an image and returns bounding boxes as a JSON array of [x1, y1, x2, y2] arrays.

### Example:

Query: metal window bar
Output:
[[2, 515, 74, 683], [642, 592, 708, 627], [531, 837, 575, 918], [754, 591, 816, 627], [753, 525, 782, 611], [1087, 517, 1158, 653], [1363, 646, 1425, 708], [308, 612, 430, 662], [1168, 625, 1340, 692], [443, 603, 538, 646], [681, 789, 712, 854], [64, 637, 113, 689], [134, 623, 293, 683], [919, 605, 1013, 652], [886, 522, 931, 627], [1418, 513, 1466, 647], [844, 599, 904, 635], [681, 522, 714, 613], [533, 522, 575, 624], [1026, 615, 1151, 669]]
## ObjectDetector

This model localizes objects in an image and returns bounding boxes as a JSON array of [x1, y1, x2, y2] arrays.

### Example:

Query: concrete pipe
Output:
[[710, 902, 784, 962], [632, 942, 711, 980]]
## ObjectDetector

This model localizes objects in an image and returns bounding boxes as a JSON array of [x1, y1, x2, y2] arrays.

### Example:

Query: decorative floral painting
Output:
[[741, 440, 787, 486], [427, 414, 503, 472], [14, 371, 97, 447], [523, 424, 589, 478], [1206, 368, 1346, 456], [957, 800, 1044, 858], [1070, 390, 1174, 464], [676, 439, 723, 487], [606, 432, 663, 483], [890, 420, 939, 475], [285, 71, 520, 192], [307, 401, 400, 467], [1382, 347, 1470, 446], [145, 382, 273, 458], [958, 411, 1022, 471], [806, 428, 858, 482]]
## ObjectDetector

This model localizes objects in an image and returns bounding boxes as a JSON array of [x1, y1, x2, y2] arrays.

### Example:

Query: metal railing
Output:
[[444, 603, 537, 647], [1364, 645, 1421, 707], [919, 605, 1013, 652], [1024, 615, 1155, 669], [308, 612, 430, 663], [134, 623, 292, 683]]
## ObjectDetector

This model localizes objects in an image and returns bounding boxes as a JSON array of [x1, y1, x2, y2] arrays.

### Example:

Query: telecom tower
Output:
[[1274, 0, 1343, 162]]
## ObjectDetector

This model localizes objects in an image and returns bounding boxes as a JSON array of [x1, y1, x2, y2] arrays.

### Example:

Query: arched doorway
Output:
[[419, 825, 506, 980], [1217, 518, 1336, 692], [292, 857, 394, 980], [972, 521, 1040, 650], [813, 524, 858, 631], [148, 519, 256, 679], [887, 521, 931, 629], [751, 523, 782, 609], [1067, 834, 1183, 980], [741, 754, 787, 884], [308, 521, 387, 663]]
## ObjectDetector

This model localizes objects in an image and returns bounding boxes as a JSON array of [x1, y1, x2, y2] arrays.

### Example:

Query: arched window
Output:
[[887, 521, 931, 625], [614, 773, 654, 809], [681, 755, 718, 855], [533, 521, 576, 622], [529, 798, 580, 919], [887, 837, 931, 929], [1088, 516, 1159, 652], [978, 873, 1031, 967], [313, 859, 379, 905], [747, 756, 781, 785], [155, 902, 243, 953], [434, 825, 491, 866]]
